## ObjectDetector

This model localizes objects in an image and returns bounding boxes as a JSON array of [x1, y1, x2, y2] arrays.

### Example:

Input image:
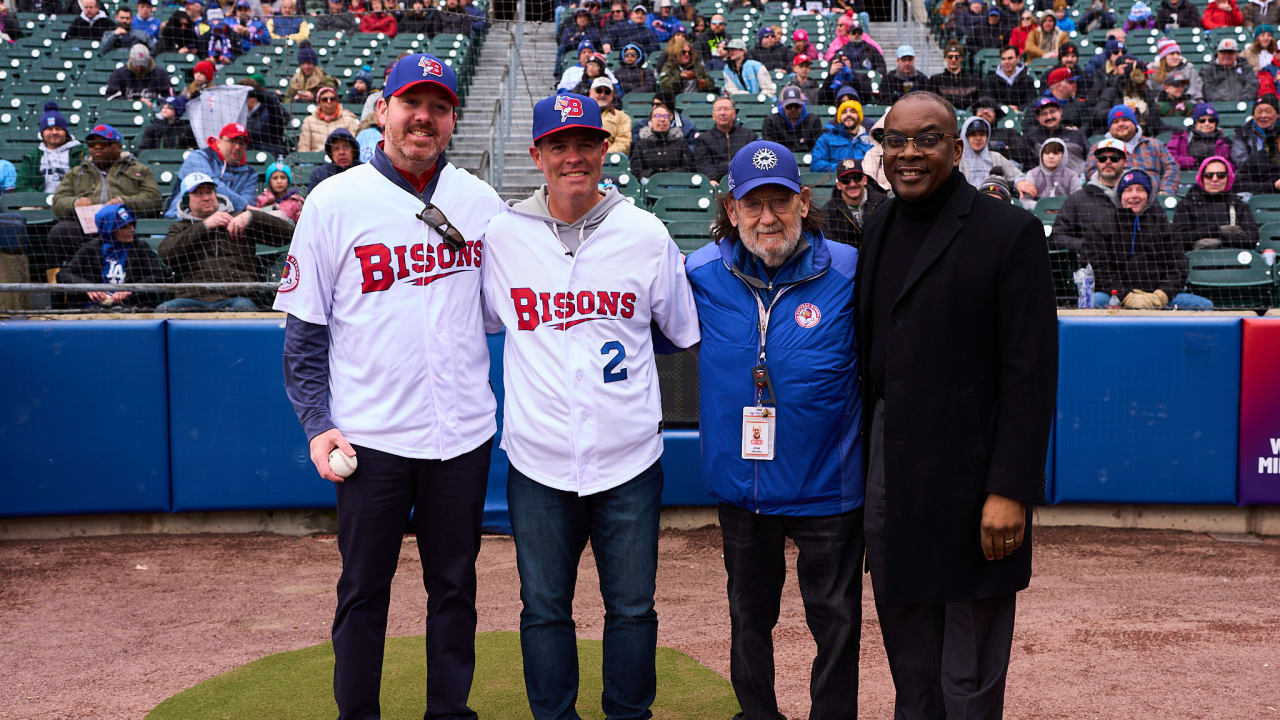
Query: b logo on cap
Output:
[[117, 207, 130, 221], [554, 95, 584, 122], [418, 56, 443, 77]]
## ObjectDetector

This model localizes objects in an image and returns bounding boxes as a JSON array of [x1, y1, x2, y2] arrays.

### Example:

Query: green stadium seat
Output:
[[665, 219, 713, 254], [604, 152, 631, 174], [651, 193, 716, 223], [1185, 248, 1277, 309]]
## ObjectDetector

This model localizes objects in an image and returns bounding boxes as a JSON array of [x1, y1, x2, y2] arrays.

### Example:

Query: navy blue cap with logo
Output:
[[383, 53, 459, 106], [532, 92, 611, 144], [726, 140, 801, 200]]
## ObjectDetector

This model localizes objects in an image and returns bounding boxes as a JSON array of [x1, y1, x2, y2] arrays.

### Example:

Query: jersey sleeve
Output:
[[479, 213, 506, 334], [272, 194, 334, 325], [649, 234, 701, 349]]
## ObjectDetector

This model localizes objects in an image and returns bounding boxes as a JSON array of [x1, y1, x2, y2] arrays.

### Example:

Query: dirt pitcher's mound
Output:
[[1, 526, 1277, 720]]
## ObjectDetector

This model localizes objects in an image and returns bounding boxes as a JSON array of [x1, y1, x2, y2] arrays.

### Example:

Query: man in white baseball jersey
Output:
[[482, 91, 701, 720], [274, 53, 505, 720]]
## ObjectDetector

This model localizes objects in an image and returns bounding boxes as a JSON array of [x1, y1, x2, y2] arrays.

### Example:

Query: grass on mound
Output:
[[147, 630, 740, 719]]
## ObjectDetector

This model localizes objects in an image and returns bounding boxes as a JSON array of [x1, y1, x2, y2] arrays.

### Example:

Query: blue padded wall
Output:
[[1054, 317, 1241, 504], [0, 320, 170, 516], [659, 430, 714, 505], [484, 333, 512, 533]]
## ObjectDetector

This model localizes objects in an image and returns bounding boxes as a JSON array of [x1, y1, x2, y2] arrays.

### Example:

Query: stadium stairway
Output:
[[451, 21, 556, 200], [867, 19, 942, 78]]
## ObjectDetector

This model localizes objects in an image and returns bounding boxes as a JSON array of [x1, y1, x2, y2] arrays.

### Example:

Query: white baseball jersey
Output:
[[482, 197, 701, 496], [273, 162, 505, 460]]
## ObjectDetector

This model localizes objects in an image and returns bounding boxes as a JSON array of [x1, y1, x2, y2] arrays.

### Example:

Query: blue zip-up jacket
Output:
[[685, 231, 864, 516], [809, 122, 875, 172], [164, 146, 258, 217]]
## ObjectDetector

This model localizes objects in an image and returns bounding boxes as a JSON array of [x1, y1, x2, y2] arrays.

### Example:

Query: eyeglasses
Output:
[[651, 113, 672, 121], [736, 194, 796, 217], [880, 131, 954, 153], [1203, 171, 1229, 179], [1095, 152, 1124, 163], [1195, 116, 1218, 123]]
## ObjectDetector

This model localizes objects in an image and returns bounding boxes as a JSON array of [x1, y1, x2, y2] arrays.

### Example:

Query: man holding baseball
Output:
[[274, 53, 506, 720], [481, 91, 701, 719]]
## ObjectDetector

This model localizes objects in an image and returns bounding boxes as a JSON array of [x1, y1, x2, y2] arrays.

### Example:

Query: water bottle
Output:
[[1073, 264, 1095, 308], [1264, 248, 1276, 267], [1107, 289, 1121, 314]]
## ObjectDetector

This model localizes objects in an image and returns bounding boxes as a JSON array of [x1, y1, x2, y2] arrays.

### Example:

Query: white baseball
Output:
[[328, 448, 358, 478], [101, 296, 113, 307]]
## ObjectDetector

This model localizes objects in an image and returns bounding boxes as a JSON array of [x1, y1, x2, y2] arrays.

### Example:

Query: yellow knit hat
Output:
[[837, 99, 863, 125]]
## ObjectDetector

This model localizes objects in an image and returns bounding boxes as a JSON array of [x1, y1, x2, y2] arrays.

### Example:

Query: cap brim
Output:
[[532, 124, 611, 144], [731, 176, 801, 200], [389, 79, 460, 106]]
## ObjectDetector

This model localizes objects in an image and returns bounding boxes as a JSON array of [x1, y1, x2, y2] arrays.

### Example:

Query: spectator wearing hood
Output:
[[659, 35, 714, 93], [99, 5, 156, 55], [1024, 11, 1068, 60], [1157, 0, 1202, 27], [823, 157, 886, 248], [559, 7, 601, 53], [1023, 96, 1089, 170], [762, 86, 823, 153], [43, 124, 163, 272], [157, 9, 200, 53], [969, 96, 1036, 168], [782, 54, 822, 105], [1203, 0, 1245, 27], [1084, 104, 1180, 196], [604, 4, 659, 56], [980, 45, 1035, 110], [693, 96, 757, 185], [750, 26, 791, 72], [18, 103, 84, 194], [1082, 169, 1214, 309], [879, 45, 929, 104], [1173, 155, 1259, 250], [1123, 1, 1157, 30], [616, 42, 659, 94], [66, 0, 114, 41], [298, 86, 359, 153], [1024, 138, 1080, 200], [646, 0, 686, 43], [929, 43, 981, 112], [1168, 103, 1233, 169], [157, 171, 293, 311], [253, 162, 307, 223], [139, 96, 197, 149], [105, 44, 173, 102], [959, 116, 1033, 196], [630, 102, 694, 178], [308, 128, 362, 191], [60, 203, 172, 309], [722, 37, 776, 96], [810, 98, 875, 172], [1230, 94, 1280, 193], [165, 122, 257, 217]]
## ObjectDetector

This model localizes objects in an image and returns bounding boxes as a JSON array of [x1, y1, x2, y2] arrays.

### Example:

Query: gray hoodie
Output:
[[1025, 138, 1082, 198], [508, 185, 629, 255]]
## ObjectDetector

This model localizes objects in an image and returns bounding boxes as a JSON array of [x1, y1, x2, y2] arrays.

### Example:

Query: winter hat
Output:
[[1196, 155, 1234, 191], [128, 43, 151, 70], [297, 44, 320, 65], [193, 59, 216, 80], [265, 160, 294, 184], [1116, 169, 1152, 197], [162, 95, 188, 117], [978, 175, 1013, 201], [757, 26, 775, 41], [1107, 104, 1139, 127], [837, 99, 863, 125], [353, 66, 373, 86], [834, 84, 859, 102], [39, 102, 69, 132], [622, 43, 644, 63], [792, 28, 808, 41], [1127, 1, 1151, 20], [1192, 102, 1217, 121], [1104, 38, 1125, 56], [1256, 24, 1275, 39], [1155, 37, 1180, 62]]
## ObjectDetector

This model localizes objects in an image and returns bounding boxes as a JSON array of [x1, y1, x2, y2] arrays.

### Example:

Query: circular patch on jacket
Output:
[[278, 255, 301, 293], [794, 302, 821, 328]]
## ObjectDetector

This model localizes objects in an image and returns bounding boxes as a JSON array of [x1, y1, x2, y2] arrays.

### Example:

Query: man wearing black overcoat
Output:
[[854, 90, 1058, 719]]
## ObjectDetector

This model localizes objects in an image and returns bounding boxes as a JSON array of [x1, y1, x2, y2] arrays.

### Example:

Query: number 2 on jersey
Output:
[[601, 341, 628, 383]]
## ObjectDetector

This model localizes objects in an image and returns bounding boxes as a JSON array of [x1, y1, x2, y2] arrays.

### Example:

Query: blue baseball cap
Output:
[[384, 53, 459, 106], [85, 124, 123, 144], [532, 92, 610, 144], [95, 203, 136, 239], [726, 140, 801, 200], [1034, 95, 1061, 112]]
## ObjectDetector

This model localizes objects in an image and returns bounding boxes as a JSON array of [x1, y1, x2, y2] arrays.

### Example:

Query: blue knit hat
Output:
[[1256, 23, 1275, 38], [162, 95, 188, 118], [1117, 169, 1152, 197], [1192, 102, 1217, 121], [265, 160, 293, 183], [39, 102, 69, 133], [298, 44, 319, 65], [1107, 104, 1139, 127]]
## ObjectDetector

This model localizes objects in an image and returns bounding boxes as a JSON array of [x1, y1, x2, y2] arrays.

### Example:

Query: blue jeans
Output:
[[155, 296, 259, 311], [507, 461, 663, 720], [1092, 291, 1214, 310]]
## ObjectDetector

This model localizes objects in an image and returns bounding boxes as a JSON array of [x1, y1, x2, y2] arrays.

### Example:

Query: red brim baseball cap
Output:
[[384, 53, 460, 106]]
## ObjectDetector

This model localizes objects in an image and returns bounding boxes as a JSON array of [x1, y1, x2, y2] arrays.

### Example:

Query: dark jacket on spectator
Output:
[[750, 42, 792, 72], [1172, 178, 1259, 250], [139, 116, 198, 150], [630, 124, 695, 178], [66, 12, 114, 41], [659, 55, 714, 94], [929, 68, 981, 112], [1049, 175, 1118, 252], [431, 9, 473, 36], [832, 40, 886, 75], [105, 63, 173, 101], [1230, 117, 1280, 193], [558, 22, 601, 52], [981, 64, 1036, 108], [966, 21, 1008, 52], [1156, 0, 1201, 27], [59, 237, 173, 307], [246, 88, 292, 157], [879, 68, 930, 104], [693, 121, 757, 183], [1080, 171, 1186, 298], [615, 44, 659, 95], [313, 11, 360, 32], [1168, 127, 1232, 170], [606, 19, 659, 55], [159, 199, 292, 301], [761, 107, 824, 153], [1023, 121, 1090, 165], [822, 183, 887, 248], [157, 10, 200, 52], [1200, 59, 1259, 103]]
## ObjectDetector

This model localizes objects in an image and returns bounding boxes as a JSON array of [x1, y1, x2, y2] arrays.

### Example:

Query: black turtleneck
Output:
[[868, 168, 965, 398]]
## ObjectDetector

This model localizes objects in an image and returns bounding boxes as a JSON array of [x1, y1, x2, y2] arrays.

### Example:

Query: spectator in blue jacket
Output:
[[165, 122, 257, 217], [646, 0, 685, 42], [558, 7, 601, 53], [604, 3, 659, 55], [227, 0, 271, 54], [131, 0, 160, 40], [810, 98, 875, 172], [684, 139, 865, 720]]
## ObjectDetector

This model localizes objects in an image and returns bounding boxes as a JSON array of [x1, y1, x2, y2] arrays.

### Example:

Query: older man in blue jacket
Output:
[[684, 140, 865, 720]]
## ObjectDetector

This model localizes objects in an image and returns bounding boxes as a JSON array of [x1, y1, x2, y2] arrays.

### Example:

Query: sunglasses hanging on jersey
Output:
[[416, 204, 466, 250]]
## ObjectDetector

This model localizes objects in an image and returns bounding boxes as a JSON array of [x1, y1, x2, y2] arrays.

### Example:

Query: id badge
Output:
[[742, 407, 777, 461]]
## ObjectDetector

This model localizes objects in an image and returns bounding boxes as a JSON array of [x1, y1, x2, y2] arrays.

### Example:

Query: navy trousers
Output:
[[331, 439, 492, 720]]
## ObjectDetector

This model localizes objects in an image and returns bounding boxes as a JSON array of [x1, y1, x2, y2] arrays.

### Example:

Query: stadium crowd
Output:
[[1, 0, 1278, 311]]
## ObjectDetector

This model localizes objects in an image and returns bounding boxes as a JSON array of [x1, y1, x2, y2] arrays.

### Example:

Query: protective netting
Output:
[[0, 0, 1278, 313]]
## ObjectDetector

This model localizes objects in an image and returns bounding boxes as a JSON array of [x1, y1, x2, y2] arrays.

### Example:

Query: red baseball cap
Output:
[[219, 122, 249, 141], [1046, 67, 1079, 86], [792, 53, 811, 66]]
